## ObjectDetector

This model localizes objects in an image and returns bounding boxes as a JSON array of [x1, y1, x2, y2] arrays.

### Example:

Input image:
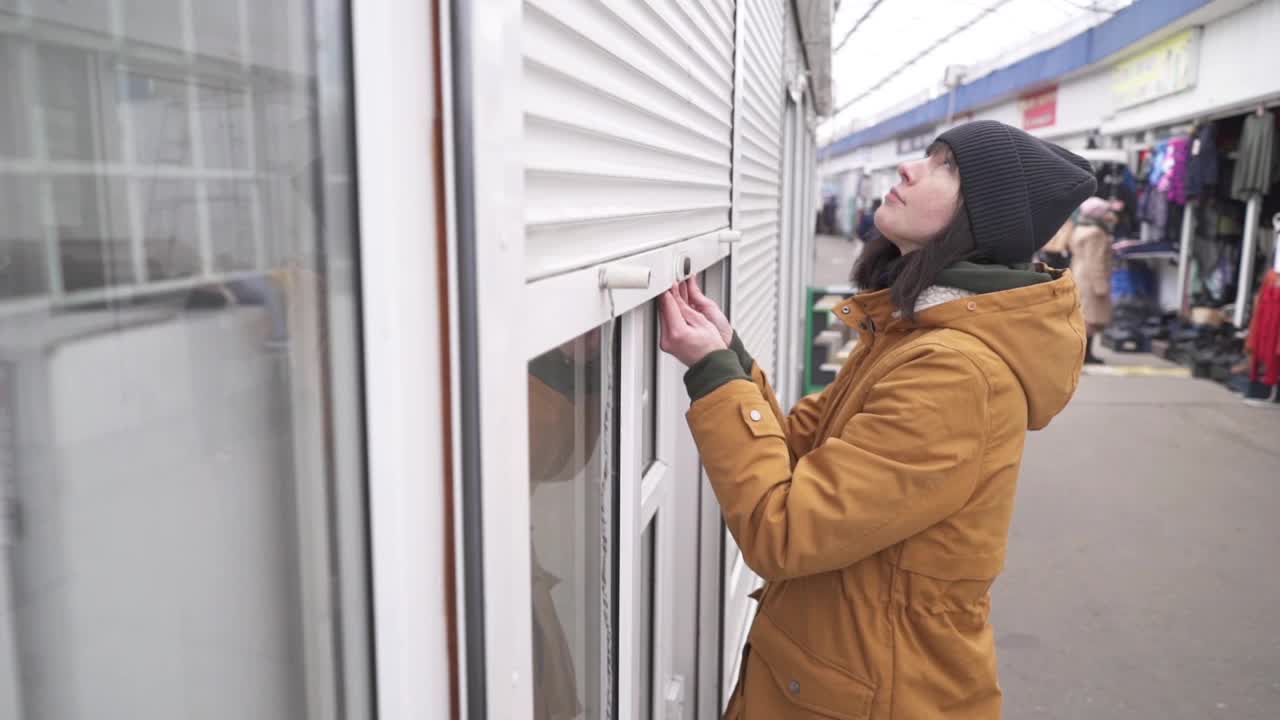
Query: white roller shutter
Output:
[[522, 0, 736, 281], [729, 0, 784, 380]]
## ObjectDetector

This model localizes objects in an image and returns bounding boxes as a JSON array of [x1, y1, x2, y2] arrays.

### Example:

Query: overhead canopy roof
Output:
[[822, 0, 1134, 139]]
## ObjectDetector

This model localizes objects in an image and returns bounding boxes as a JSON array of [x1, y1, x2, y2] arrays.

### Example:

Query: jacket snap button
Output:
[[788, 680, 800, 694], [966, 301, 978, 311], [749, 409, 762, 422], [841, 306, 850, 315]]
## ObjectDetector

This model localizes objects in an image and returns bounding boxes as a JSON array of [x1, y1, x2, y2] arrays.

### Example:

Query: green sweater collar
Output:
[[934, 261, 1051, 295]]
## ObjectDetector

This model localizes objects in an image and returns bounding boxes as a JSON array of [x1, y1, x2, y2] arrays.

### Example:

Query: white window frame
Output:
[[352, 0, 454, 716]]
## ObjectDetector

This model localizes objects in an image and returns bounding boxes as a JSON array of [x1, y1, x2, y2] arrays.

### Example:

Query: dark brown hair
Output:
[[850, 144, 977, 319]]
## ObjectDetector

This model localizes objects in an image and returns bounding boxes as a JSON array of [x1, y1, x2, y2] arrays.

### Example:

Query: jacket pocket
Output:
[[743, 612, 875, 720], [897, 543, 1003, 582], [739, 402, 786, 439]]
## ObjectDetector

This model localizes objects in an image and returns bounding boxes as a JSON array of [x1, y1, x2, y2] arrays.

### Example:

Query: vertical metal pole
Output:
[[1233, 193, 1262, 329], [1176, 200, 1196, 317]]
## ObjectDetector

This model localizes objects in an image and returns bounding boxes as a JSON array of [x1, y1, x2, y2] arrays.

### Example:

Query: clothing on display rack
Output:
[[1096, 162, 1138, 237], [1231, 110, 1278, 201], [1246, 269, 1280, 386], [1186, 123, 1220, 200], [1141, 185, 1170, 239], [1159, 136, 1191, 204]]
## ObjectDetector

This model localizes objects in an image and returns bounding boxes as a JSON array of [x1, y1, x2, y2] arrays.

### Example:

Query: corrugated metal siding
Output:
[[522, 0, 735, 281], [731, 0, 784, 380]]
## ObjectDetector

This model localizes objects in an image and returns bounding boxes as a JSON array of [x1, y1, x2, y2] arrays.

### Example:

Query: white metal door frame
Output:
[[447, 0, 535, 717], [352, 0, 456, 716], [776, 86, 799, 408]]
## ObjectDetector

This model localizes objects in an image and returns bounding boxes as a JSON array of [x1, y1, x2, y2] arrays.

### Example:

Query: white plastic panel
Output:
[[730, 0, 784, 381], [522, 0, 735, 281]]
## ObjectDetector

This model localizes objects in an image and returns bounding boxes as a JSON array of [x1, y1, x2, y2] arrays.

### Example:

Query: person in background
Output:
[[659, 120, 1093, 719], [1040, 214, 1073, 268], [856, 198, 881, 241], [1069, 197, 1118, 365]]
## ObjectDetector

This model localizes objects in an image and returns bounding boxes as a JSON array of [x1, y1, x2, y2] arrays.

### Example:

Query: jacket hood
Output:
[[914, 268, 1085, 430], [851, 268, 1084, 430]]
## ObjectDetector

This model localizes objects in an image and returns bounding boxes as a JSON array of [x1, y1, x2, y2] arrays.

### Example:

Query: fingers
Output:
[[657, 291, 682, 353], [685, 277, 717, 315], [658, 290, 686, 332], [685, 276, 704, 301], [683, 277, 705, 310], [676, 280, 690, 305]]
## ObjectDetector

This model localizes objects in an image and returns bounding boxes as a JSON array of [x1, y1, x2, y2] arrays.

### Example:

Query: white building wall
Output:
[[1102, 0, 1280, 133]]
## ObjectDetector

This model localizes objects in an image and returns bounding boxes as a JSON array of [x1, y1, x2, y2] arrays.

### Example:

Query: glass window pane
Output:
[[53, 175, 133, 291], [206, 180, 258, 272], [0, 39, 28, 159], [121, 70, 192, 167], [192, 1, 243, 63], [38, 46, 98, 164], [529, 326, 616, 719], [641, 301, 658, 471], [0, 1, 372, 717], [137, 179, 202, 281], [121, 0, 183, 51], [196, 84, 252, 170], [0, 174, 47, 300], [639, 520, 656, 720]]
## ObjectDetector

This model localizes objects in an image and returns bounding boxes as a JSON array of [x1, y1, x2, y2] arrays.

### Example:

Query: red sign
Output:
[[1019, 86, 1058, 130]]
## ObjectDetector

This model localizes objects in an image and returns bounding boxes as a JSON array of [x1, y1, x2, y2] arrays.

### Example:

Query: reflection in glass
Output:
[[641, 301, 658, 471], [639, 521, 656, 720], [206, 180, 258, 272], [196, 84, 252, 170], [0, 0, 372, 718], [137, 180, 201, 281], [53, 175, 133, 291], [0, 175, 47, 300], [121, 71, 193, 167], [37, 45, 100, 164], [528, 327, 615, 720], [0, 40, 29, 158]]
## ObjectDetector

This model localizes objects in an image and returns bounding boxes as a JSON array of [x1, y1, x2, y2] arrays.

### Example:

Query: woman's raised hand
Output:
[[658, 283, 727, 367], [681, 277, 733, 346]]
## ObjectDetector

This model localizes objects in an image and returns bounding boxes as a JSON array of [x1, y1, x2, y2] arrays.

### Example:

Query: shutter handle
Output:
[[598, 265, 651, 290]]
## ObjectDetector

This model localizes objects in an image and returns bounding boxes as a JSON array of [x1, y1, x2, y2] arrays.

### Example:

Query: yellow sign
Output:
[[1081, 364, 1191, 378], [1111, 28, 1201, 109]]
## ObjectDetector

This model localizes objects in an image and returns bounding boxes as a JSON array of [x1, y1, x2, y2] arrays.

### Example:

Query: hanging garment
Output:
[[1147, 188, 1170, 239], [1148, 142, 1168, 187], [1186, 124, 1220, 199], [1231, 111, 1279, 201], [1246, 269, 1280, 386], [1121, 166, 1138, 195], [1162, 136, 1191, 204]]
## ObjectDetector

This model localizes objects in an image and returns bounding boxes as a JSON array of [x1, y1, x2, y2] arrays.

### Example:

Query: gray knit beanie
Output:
[[937, 120, 1097, 265]]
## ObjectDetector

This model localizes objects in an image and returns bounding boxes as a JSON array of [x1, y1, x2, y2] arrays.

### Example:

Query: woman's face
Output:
[[874, 143, 961, 254]]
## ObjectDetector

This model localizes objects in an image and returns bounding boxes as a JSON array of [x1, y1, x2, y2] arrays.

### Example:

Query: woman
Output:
[[1068, 197, 1117, 364], [659, 120, 1093, 719]]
